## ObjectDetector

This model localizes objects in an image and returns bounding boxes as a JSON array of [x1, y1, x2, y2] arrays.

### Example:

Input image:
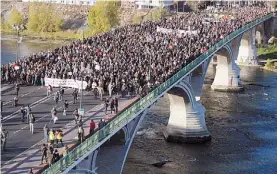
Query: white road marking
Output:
[[10, 91, 90, 135], [12, 101, 74, 135], [2, 89, 71, 122], [3, 86, 44, 106], [2, 98, 102, 167]]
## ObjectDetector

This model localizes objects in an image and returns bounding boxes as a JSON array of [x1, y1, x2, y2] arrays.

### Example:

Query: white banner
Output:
[[45, 78, 87, 89], [157, 27, 198, 36]]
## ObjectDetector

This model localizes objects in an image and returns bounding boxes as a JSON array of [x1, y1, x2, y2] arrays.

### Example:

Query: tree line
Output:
[[1, 2, 63, 33], [1, 1, 166, 38]]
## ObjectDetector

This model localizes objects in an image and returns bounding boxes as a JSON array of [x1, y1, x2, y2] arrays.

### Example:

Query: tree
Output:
[[132, 16, 143, 24], [88, 1, 120, 34], [8, 9, 24, 27], [151, 8, 168, 21], [144, 8, 168, 21], [27, 2, 39, 32], [265, 59, 273, 68], [27, 2, 63, 33]]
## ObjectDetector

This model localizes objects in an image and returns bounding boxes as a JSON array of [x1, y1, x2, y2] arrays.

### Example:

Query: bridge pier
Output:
[[237, 28, 259, 66], [164, 78, 211, 143], [211, 43, 244, 92]]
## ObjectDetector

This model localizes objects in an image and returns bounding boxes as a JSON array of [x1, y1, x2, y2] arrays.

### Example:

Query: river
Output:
[[1, 38, 62, 65], [1, 39, 277, 174]]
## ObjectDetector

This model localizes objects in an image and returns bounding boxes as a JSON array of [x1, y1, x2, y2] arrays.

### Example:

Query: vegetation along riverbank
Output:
[[258, 45, 277, 72]]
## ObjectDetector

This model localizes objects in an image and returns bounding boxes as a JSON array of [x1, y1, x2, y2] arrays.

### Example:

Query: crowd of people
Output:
[[1, 5, 270, 99]]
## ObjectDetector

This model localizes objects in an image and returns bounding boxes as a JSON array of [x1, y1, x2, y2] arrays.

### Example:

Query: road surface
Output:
[[1, 85, 103, 164]]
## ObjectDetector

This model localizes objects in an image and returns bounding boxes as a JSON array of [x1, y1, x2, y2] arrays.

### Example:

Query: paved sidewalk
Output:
[[1, 96, 139, 174]]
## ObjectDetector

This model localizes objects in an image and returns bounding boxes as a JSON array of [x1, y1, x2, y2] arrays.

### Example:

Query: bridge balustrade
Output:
[[42, 13, 273, 174]]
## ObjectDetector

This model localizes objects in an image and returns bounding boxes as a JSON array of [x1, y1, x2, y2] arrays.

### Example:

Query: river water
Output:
[[1, 38, 62, 65], [1, 39, 277, 174]]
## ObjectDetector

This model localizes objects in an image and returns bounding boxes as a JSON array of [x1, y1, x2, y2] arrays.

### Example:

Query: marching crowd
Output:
[[1, 5, 269, 99], [1, 3, 271, 170]]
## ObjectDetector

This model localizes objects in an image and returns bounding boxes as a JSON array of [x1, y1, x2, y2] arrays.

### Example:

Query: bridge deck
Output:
[[1, 94, 139, 174]]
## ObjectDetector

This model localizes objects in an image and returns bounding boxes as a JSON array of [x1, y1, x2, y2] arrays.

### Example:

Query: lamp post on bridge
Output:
[[12, 24, 24, 62], [81, 22, 88, 41], [79, 69, 87, 110]]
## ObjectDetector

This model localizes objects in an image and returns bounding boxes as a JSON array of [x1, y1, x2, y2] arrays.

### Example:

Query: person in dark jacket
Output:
[[53, 149, 60, 163], [40, 143, 48, 165], [105, 98, 109, 114], [110, 98, 115, 114], [114, 97, 118, 113], [89, 119, 96, 134]]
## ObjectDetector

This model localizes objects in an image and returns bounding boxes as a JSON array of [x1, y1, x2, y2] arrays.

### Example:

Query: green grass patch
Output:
[[257, 45, 277, 60], [1, 30, 96, 42]]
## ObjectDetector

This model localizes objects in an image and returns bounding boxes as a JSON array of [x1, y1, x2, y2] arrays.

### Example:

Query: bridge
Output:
[[38, 12, 276, 174], [1, 6, 276, 174]]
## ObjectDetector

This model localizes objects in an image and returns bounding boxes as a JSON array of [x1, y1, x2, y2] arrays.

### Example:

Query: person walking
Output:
[[54, 92, 59, 105], [15, 84, 20, 97], [73, 109, 80, 125], [110, 98, 115, 114], [1, 129, 8, 151], [44, 124, 49, 143], [105, 98, 109, 114], [97, 86, 103, 101], [56, 129, 64, 147], [63, 100, 69, 116], [40, 143, 48, 165], [77, 125, 84, 143], [63, 145, 69, 157], [47, 85, 52, 96], [14, 96, 18, 107], [47, 145, 54, 166], [1, 100, 3, 114], [59, 87, 64, 101], [72, 90, 78, 104], [20, 105, 26, 122], [29, 112, 35, 134], [89, 119, 96, 134], [49, 129, 55, 146], [114, 97, 118, 113], [26, 105, 31, 123], [28, 168, 34, 174], [98, 119, 105, 129], [50, 107, 57, 124], [53, 149, 60, 163], [108, 82, 113, 97]]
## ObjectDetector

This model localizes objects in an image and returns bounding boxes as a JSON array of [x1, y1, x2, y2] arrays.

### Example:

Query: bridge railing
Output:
[[43, 13, 273, 174]]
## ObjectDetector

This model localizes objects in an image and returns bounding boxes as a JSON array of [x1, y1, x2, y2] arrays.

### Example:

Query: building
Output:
[[21, 0, 97, 6], [135, 0, 174, 9]]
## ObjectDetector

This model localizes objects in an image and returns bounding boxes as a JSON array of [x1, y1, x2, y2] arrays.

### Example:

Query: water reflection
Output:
[[1, 38, 64, 64]]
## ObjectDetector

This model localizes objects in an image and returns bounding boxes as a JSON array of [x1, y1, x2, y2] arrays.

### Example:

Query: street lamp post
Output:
[[12, 24, 24, 62], [81, 22, 87, 41], [80, 76, 83, 109], [79, 69, 87, 110]]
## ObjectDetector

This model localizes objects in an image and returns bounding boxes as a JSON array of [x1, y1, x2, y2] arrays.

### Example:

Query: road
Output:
[[1, 85, 103, 164]]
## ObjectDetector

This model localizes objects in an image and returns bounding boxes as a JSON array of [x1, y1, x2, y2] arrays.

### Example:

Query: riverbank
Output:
[[261, 66, 277, 73], [257, 45, 277, 73], [1, 31, 80, 44]]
